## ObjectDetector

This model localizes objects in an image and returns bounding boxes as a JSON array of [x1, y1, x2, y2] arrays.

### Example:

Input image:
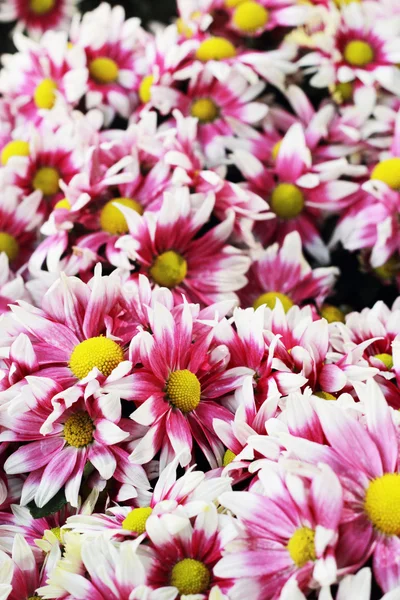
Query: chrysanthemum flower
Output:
[[0, 0, 77, 38]]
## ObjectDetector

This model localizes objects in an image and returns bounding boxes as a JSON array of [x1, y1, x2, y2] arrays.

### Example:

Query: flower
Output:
[[0, 0, 77, 38]]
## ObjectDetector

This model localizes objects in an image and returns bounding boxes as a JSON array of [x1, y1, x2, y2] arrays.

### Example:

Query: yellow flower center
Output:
[[233, 1, 269, 33], [287, 527, 316, 568], [121, 507, 153, 533], [1, 140, 30, 165], [374, 256, 399, 280], [43, 526, 61, 542], [343, 40, 374, 67], [89, 57, 119, 84], [100, 198, 143, 235], [139, 75, 154, 104], [150, 250, 187, 288], [34, 78, 57, 110], [271, 140, 282, 161], [54, 198, 71, 210], [223, 449, 236, 466], [170, 559, 210, 595], [29, 0, 54, 14], [320, 304, 345, 323], [63, 411, 94, 448], [270, 183, 305, 220], [370, 158, 400, 190], [253, 291, 294, 312], [334, 81, 354, 103], [374, 353, 393, 370], [0, 232, 19, 262], [33, 167, 60, 196], [364, 473, 400, 536], [166, 369, 201, 414], [191, 98, 219, 123], [225, 0, 246, 6], [314, 391, 337, 400], [196, 37, 237, 62], [69, 336, 124, 380], [334, 0, 361, 5]]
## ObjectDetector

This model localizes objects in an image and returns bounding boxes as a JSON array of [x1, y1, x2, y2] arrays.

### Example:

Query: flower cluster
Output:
[[0, 0, 399, 598]]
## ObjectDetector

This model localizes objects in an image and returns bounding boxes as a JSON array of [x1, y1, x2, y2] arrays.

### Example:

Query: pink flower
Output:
[[0, 0, 77, 38]]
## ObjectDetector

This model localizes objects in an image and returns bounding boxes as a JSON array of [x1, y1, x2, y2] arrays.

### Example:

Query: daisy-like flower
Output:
[[129, 300, 249, 469], [116, 187, 251, 306], [298, 3, 400, 95], [0, 0, 77, 39], [239, 232, 339, 311], [215, 461, 343, 599]]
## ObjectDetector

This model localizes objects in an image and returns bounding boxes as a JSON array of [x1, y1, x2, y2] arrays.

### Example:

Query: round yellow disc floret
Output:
[[223, 449, 236, 466], [150, 250, 187, 288], [69, 336, 124, 380], [89, 57, 119, 84], [334, 81, 354, 103], [191, 98, 219, 123], [30, 0, 55, 14], [34, 78, 57, 110], [139, 75, 154, 104], [1, 140, 30, 165], [63, 411, 94, 448], [0, 232, 19, 262], [370, 158, 400, 190], [122, 507, 153, 533], [100, 198, 143, 235], [33, 167, 60, 196], [320, 304, 345, 324], [166, 369, 201, 413], [253, 291, 294, 312], [270, 183, 305, 220], [287, 526, 316, 568], [364, 473, 400, 536], [374, 353, 393, 370], [233, 1, 269, 33], [343, 40, 374, 67], [196, 37, 237, 62], [170, 558, 210, 595]]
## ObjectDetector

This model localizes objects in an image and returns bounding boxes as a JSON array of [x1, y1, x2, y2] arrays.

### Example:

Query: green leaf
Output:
[[27, 488, 67, 519]]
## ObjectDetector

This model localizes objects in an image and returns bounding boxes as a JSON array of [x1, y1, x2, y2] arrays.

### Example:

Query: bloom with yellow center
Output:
[[69, 336, 124, 380], [191, 98, 219, 123], [374, 353, 393, 370], [364, 473, 400, 536], [166, 369, 201, 414], [150, 250, 187, 288], [100, 198, 143, 235], [287, 526, 316, 568], [139, 75, 154, 104], [0, 232, 19, 262], [343, 40, 374, 67], [253, 291, 294, 312], [1, 140, 30, 165], [370, 158, 400, 190], [33, 167, 60, 196], [222, 449, 236, 466], [170, 559, 210, 595], [89, 57, 119, 84], [196, 37, 237, 62], [270, 183, 305, 220], [233, 1, 269, 33], [29, 0, 55, 14], [63, 412, 94, 448], [34, 78, 57, 110], [122, 507, 153, 533]]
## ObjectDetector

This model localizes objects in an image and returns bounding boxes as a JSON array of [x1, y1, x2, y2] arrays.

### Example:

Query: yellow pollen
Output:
[[29, 0, 54, 14], [191, 98, 219, 123], [34, 78, 57, 110], [270, 183, 305, 220], [334, 0, 361, 5], [370, 158, 400, 190], [233, 1, 269, 33], [225, 0, 247, 6], [100, 198, 143, 235], [1, 140, 29, 165], [320, 304, 345, 323], [54, 198, 71, 210], [166, 369, 201, 414], [150, 250, 187, 288], [223, 449, 236, 466], [170, 558, 210, 595], [63, 411, 94, 448], [69, 336, 124, 380], [139, 75, 154, 104], [334, 81, 354, 103], [374, 353, 393, 370], [196, 37, 237, 62], [364, 473, 400, 536], [314, 391, 336, 401], [271, 140, 282, 161], [89, 57, 119, 84], [343, 40, 374, 67], [33, 167, 60, 196], [0, 232, 19, 262], [253, 291, 294, 312], [287, 527, 316, 568], [121, 507, 153, 533], [374, 256, 399, 280]]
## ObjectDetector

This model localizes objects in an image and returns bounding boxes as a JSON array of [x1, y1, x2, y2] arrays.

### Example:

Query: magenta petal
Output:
[[34, 446, 78, 508], [4, 437, 65, 474], [373, 535, 400, 593]]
